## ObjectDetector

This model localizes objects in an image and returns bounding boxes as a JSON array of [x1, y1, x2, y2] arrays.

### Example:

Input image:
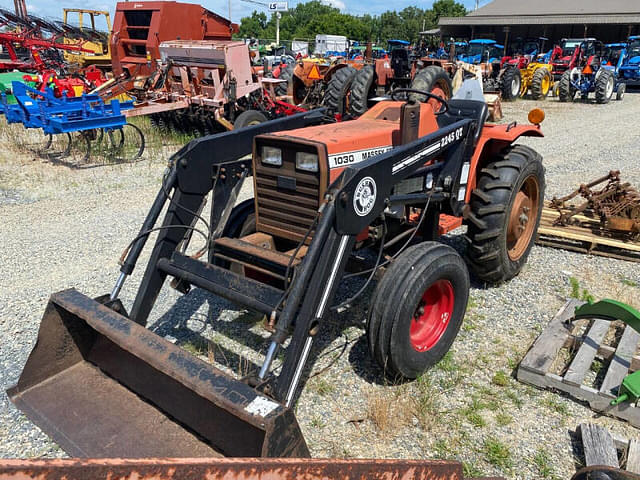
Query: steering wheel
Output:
[[390, 88, 449, 115]]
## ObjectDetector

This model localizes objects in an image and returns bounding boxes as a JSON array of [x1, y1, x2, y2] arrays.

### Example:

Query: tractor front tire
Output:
[[234, 110, 268, 129], [323, 66, 357, 115], [558, 71, 575, 102], [409, 66, 453, 113], [616, 82, 627, 101], [530, 68, 552, 100], [595, 70, 615, 104], [500, 67, 522, 101], [348, 65, 376, 117], [367, 242, 469, 380], [465, 145, 545, 284]]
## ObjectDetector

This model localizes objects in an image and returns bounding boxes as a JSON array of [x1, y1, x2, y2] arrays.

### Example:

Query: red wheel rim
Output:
[[409, 279, 454, 352]]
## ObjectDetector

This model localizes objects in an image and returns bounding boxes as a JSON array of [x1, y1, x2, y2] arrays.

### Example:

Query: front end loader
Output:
[[9, 81, 545, 458]]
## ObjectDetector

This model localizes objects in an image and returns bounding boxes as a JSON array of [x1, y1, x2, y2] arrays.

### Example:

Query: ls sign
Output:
[[268, 1, 288, 11]]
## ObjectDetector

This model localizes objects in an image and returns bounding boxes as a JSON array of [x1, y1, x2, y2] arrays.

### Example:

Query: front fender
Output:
[[464, 123, 544, 202]]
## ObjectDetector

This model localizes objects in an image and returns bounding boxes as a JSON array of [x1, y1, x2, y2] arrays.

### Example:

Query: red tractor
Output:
[[500, 37, 548, 70], [9, 81, 547, 458], [550, 38, 598, 81]]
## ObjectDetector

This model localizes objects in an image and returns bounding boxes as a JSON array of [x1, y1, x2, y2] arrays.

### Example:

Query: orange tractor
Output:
[[9, 81, 545, 458]]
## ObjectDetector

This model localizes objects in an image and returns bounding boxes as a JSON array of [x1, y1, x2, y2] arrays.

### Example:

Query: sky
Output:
[[1, 0, 486, 31]]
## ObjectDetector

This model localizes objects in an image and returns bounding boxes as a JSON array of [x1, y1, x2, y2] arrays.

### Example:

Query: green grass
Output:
[[413, 375, 440, 428], [505, 389, 523, 408], [533, 449, 555, 479], [436, 351, 457, 373], [496, 413, 513, 426], [492, 370, 509, 387], [569, 276, 595, 303], [463, 462, 485, 477], [310, 416, 325, 428], [180, 337, 208, 356], [621, 277, 638, 287], [542, 397, 569, 415], [466, 411, 486, 427], [312, 378, 335, 396], [483, 436, 513, 469]]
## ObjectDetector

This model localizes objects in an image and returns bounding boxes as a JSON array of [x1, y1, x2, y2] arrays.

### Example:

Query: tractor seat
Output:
[[443, 98, 489, 144], [212, 233, 306, 283]]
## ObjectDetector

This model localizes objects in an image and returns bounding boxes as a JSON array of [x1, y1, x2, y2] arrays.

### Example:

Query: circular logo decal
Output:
[[353, 176, 377, 217]]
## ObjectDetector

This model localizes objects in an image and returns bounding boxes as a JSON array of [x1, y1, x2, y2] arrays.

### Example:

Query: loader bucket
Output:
[[7, 289, 309, 458]]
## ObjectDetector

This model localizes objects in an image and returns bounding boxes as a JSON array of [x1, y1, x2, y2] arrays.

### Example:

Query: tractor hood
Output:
[[627, 56, 640, 65]]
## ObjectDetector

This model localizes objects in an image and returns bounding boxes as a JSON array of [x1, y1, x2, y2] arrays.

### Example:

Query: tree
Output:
[[235, 0, 466, 46], [431, 0, 467, 24]]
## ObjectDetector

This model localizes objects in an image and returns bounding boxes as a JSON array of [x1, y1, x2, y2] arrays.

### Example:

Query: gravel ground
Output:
[[1, 93, 640, 478]]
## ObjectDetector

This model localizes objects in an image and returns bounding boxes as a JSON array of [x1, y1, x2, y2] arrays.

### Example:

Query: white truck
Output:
[[314, 34, 349, 55]]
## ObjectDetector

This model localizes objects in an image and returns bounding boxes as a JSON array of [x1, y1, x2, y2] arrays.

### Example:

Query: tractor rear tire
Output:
[[409, 66, 453, 113], [465, 145, 545, 284], [500, 67, 521, 101], [617, 82, 627, 101], [348, 65, 376, 117], [558, 71, 575, 102], [234, 110, 268, 129], [595, 70, 615, 104], [275, 64, 294, 96], [367, 242, 469, 380], [530, 68, 552, 100], [323, 66, 357, 115]]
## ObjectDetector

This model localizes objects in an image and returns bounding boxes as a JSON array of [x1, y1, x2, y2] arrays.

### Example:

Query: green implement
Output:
[[574, 299, 640, 332], [573, 299, 640, 406], [0, 71, 31, 104]]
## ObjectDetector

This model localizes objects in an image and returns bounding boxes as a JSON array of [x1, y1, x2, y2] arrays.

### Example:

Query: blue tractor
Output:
[[558, 39, 618, 104], [618, 36, 640, 86], [458, 39, 504, 64], [602, 42, 628, 100]]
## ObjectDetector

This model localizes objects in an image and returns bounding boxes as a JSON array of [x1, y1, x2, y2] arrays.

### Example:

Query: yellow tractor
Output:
[[62, 9, 112, 71], [519, 62, 553, 100]]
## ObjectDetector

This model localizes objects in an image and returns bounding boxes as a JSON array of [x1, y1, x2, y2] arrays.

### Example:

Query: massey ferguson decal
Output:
[[392, 127, 464, 174], [329, 146, 393, 169]]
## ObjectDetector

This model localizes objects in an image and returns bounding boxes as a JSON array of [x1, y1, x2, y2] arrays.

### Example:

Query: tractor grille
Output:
[[253, 140, 325, 242]]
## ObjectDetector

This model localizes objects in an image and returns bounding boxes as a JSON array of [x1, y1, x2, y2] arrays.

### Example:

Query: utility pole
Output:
[[228, 0, 232, 23], [475, 0, 479, 10], [13, 0, 27, 18], [276, 12, 281, 46]]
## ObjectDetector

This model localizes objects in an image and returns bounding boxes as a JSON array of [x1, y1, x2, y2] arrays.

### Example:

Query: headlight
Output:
[[296, 152, 318, 172], [262, 146, 282, 166]]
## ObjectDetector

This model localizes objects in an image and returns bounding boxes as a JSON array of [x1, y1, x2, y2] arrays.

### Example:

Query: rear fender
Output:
[[464, 123, 543, 202]]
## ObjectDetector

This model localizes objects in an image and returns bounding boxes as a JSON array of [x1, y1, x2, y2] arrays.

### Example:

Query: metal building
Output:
[[439, 0, 640, 44]]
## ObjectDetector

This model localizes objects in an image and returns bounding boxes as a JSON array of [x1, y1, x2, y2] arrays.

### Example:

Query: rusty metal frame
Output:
[[0, 458, 498, 480]]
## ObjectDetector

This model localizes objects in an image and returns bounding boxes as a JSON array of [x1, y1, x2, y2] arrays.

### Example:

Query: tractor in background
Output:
[[500, 37, 553, 100], [617, 36, 640, 86], [458, 39, 521, 102], [558, 39, 619, 104], [550, 38, 593, 81], [501, 37, 548, 70]]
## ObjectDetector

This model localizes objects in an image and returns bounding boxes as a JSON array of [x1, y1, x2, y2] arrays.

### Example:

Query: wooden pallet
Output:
[[536, 206, 640, 262], [517, 300, 640, 427], [577, 423, 640, 475]]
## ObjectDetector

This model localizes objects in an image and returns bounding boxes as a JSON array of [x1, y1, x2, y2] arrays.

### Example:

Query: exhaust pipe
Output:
[[7, 289, 308, 458]]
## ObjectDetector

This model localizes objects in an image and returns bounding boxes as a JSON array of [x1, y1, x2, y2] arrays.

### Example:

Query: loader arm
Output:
[[125, 102, 476, 404]]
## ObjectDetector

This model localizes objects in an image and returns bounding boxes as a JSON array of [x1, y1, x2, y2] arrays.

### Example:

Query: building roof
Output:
[[440, 0, 640, 26]]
